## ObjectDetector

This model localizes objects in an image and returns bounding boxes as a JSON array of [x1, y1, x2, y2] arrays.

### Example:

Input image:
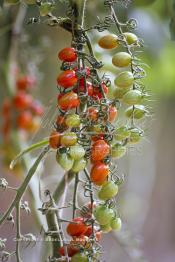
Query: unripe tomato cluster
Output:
[[1, 74, 44, 141]]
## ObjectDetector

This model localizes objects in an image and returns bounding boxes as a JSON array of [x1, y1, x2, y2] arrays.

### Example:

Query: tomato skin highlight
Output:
[[49, 131, 61, 149], [67, 217, 88, 237], [90, 162, 109, 186], [58, 47, 77, 62], [57, 70, 78, 88], [13, 92, 33, 110], [91, 140, 110, 162], [58, 91, 80, 111]]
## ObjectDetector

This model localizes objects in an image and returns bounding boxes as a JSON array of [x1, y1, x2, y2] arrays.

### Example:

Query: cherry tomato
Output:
[[67, 217, 88, 237], [109, 105, 118, 122], [2, 99, 11, 117], [110, 217, 122, 231], [31, 101, 44, 116], [74, 67, 91, 78], [114, 126, 131, 141], [71, 253, 88, 262], [125, 105, 148, 119], [65, 114, 80, 128], [94, 205, 114, 225], [16, 76, 36, 90], [39, 2, 53, 16], [98, 181, 118, 201], [114, 71, 134, 88], [90, 162, 109, 186], [88, 107, 98, 121], [78, 81, 93, 96], [98, 34, 119, 49], [113, 87, 130, 99], [70, 235, 89, 248], [58, 245, 79, 257], [112, 52, 132, 68], [58, 91, 80, 111], [128, 128, 143, 144], [17, 111, 33, 130], [57, 70, 78, 88], [93, 83, 108, 99], [123, 32, 138, 45], [71, 158, 87, 172], [80, 202, 97, 218], [61, 132, 77, 147], [13, 92, 33, 110], [111, 143, 127, 159], [56, 115, 68, 131], [123, 90, 142, 105], [85, 226, 102, 242], [28, 117, 41, 133], [49, 131, 61, 149], [56, 152, 74, 171], [69, 145, 85, 160], [58, 47, 77, 62], [100, 223, 112, 233], [91, 140, 110, 162], [91, 134, 104, 142]]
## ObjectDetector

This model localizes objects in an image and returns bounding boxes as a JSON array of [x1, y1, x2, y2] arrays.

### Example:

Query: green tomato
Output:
[[69, 145, 85, 160], [61, 132, 77, 147], [123, 32, 138, 45], [65, 113, 80, 128], [111, 143, 127, 159], [39, 2, 54, 16], [98, 181, 118, 201], [128, 128, 143, 144], [100, 223, 112, 233], [71, 158, 87, 172], [56, 152, 74, 171], [94, 205, 114, 225], [114, 126, 131, 141], [71, 253, 88, 262], [113, 87, 130, 99], [125, 105, 148, 119], [5, 0, 19, 4], [114, 71, 134, 88], [123, 90, 142, 105], [22, 0, 36, 4], [111, 217, 122, 231], [112, 52, 132, 68]]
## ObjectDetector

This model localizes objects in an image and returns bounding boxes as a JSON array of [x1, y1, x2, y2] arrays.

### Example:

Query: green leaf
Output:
[[10, 139, 49, 169]]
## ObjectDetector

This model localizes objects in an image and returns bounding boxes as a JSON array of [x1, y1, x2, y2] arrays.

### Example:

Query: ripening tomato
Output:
[[67, 217, 88, 237], [110, 217, 122, 231], [13, 92, 33, 110], [93, 83, 108, 99], [90, 162, 109, 186], [109, 105, 118, 122], [94, 205, 114, 225], [91, 134, 104, 142], [58, 47, 77, 62], [17, 111, 33, 130], [98, 34, 119, 49], [60, 132, 77, 147], [112, 52, 132, 68], [58, 245, 79, 257], [57, 70, 78, 88], [28, 117, 41, 133], [80, 81, 93, 96], [114, 71, 134, 88], [70, 235, 89, 249], [123, 32, 138, 45], [111, 143, 127, 159], [56, 152, 74, 171], [71, 253, 88, 262], [58, 91, 80, 111], [85, 226, 102, 242], [49, 131, 61, 149], [88, 107, 98, 121], [65, 114, 80, 128], [69, 145, 85, 160], [31, 101, 44, 116], [122, 90, 142, 105], [98, 181, 118, 201], [91, 140, 110, 162]]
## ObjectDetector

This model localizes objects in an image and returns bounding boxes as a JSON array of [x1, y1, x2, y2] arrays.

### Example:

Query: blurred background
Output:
[[0, 0, 175, 261]]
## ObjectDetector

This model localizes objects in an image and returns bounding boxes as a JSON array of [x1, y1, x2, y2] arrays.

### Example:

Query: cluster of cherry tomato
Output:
[[1, 75, 44, 142]]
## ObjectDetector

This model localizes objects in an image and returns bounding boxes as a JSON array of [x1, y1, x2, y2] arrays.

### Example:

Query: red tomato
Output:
[[74, 67, 91, 77], [58, 47, 77, 62], [57, 70, 78, 88], [93, 83, 108, 99], [85, 226, 102, 242], [58, 91, 80, 111], [58, 245, 79, 257], [49, 131, 61, 149], [16, 76, 36, 90], [91, 134, 104, 142], [74, 81, 93, 96], [91, 140, 110, 162], [67, 217, 88, 237], [31, 101, 44, 116], [13, 92, 33, 110], [88, 107, 98, 121], [90, 162, 109, 185], [17, 111, 33, 130], [109, 105, 118, 122]]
